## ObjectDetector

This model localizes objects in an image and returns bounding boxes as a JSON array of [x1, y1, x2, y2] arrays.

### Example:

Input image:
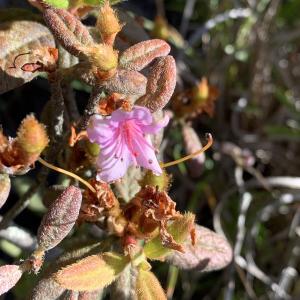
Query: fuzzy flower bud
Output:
[[16, 115, 49, 155], [96, 1, 122, 45], [85, 44, 118, 76]]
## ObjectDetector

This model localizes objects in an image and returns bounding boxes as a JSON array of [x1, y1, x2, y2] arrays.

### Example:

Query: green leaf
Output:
[[54, 252, 129, 291], [135, 269, 167, 300]]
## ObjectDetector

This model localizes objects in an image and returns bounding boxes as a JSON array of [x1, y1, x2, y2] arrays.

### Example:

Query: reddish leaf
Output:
[[43, 8, 93, 57], [166, 225, 233, 272], [0, 265, 23, 296], [37, 186, 82, 251], [137, 55, 176, 112], [119, 39, 170, 71], [101, 69, 147, 96], [0, 20, 55, 94]]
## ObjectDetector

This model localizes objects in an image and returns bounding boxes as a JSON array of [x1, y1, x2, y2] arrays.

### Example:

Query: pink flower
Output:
[[87, 106, 169, 182]]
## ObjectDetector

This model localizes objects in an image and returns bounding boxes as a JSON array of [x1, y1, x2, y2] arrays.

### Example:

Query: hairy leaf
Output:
[[54, 252, 129, 291], [0, 20, 55, 94], [0, 265, 23, 296], [31, 277, 65, 300], [144, 213, 195, 260], [166, 225, 233, 272], [136, 55, 176, 112], [37, 186, 82, 251], [43, 8, 93, 57], [101, 69, 147, 96], [0, 174, 10, 209], [44, 0, 121, 9], [135, 269, 166, 300], [119, 39, 170, 71]]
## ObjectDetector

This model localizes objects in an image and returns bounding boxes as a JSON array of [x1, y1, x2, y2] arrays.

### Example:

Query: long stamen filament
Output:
[[161, 133, 213, 168], [38, 157, 96, 193]]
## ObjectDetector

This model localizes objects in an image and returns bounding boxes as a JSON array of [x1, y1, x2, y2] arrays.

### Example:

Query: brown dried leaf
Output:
[[101, 69, 147, 97], [54, 252, 129, 291], [135, 269, 166, 300], [136, 56, 176, 112], [0, 174, 10, 209], [119, 39, 170, 71], [37, 186, 82, 251], [43, 8, 93, 57], [166, 225, 233, 272], [0, 264, 23, 296], [0, 20, 55, 94]]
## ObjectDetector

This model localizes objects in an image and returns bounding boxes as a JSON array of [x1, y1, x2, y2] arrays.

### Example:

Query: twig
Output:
[[0, 184, 39, 230], [78, 86, 103, 130], [188, 8, 252, 47], [225, 166, 253, 300], [0, 220, 37, 252], [179, 0, 196, 37]]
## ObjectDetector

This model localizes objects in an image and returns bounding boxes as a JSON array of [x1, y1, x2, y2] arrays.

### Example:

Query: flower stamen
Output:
[[160, 133, 213, 168]]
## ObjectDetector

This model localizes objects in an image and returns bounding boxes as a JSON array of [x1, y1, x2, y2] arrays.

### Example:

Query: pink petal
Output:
[[111, 106, 153, 125], [96, 144, 134, 182], [131, 131, 162, 175], [140, 114, 169, 134]]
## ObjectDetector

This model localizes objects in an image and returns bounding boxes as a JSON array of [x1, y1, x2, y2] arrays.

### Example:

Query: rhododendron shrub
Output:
[[0, 1, 232, 299]]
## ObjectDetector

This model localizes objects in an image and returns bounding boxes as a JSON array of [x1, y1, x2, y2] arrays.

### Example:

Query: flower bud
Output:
[[85, 44, 118, 73], [17, 115, 49, 155], [192, 78, 209, 103], [139, 170, 171, 191], [96, 1, 122, 45]]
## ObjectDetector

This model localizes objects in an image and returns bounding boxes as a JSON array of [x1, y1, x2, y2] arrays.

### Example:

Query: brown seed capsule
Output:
[[37, 186, 82, 251]]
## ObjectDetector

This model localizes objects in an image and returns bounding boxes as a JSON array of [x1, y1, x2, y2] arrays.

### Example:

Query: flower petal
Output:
[[131, 132, 162, 175], [140, 114, 169, 134]]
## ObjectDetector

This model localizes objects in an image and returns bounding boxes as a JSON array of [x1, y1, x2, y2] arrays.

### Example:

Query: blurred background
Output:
[[0, 0, 300, 299]]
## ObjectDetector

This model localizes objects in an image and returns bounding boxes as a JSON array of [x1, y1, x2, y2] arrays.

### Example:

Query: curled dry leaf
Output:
[[0, 20, 55, 94], [137, 55, 176, 112], [119, 39, 170, 71], [43, 8, 93, 57], [144, 212, 195, 260], [135, 269, 167, 300], [0, 173, 10, 209], [37, 186, 82, 251], [166, 225, 233, 272], [0, 264, 23, 296], [54, 252, 129, 291], [101, 69, 147, 97]]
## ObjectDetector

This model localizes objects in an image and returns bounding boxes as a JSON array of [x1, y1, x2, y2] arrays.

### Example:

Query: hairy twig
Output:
[[78, 86, 103, 130]]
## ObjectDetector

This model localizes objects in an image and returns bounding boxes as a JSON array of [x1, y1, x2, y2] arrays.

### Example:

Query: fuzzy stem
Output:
[[161, 133, 213, 168], [38, 157, 96, 193]]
